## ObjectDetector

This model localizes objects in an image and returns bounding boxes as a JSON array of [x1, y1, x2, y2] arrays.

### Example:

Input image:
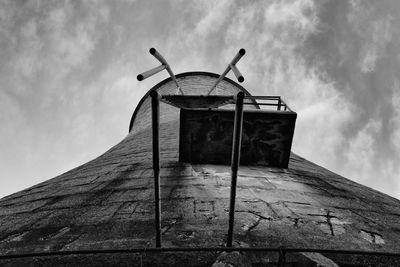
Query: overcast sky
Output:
[[1, 0, 400, 199]]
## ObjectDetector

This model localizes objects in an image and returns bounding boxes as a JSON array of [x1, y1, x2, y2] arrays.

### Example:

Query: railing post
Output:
[[150, 90, 162, 248], [227, 91, 245, 247], [277, 248, 286, 267], [278, 97, 282, 111]]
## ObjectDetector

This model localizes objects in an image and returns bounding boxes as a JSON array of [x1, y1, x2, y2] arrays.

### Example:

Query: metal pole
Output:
[[230, 48, 246, 66], [207, 49, 246, 95], [150, 90, 162, 248], [207, 67, 230, 95], [137, 65, 166, 81], [227, 91, 245, 247], [230, 64, 244, 83], [277, 97, 281, 111], [150, 48, 183, 95], [277, 248, 286, 267]]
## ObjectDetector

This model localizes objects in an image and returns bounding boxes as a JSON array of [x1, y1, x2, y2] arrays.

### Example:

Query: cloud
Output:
[[391, 81, 400, 152], [347, 1, 393, 73], [13, 19, 42, 77], [344, 119, 381, 179], [0, 91, 25, 140], [220, 1, 355, 170], [193, 0, 233, 38], [359, 17, 392, 73], [1, 0, 400, 201], [264, 0, 319, 34]]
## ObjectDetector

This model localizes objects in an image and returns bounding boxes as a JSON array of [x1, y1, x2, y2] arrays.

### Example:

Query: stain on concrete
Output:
[[360, 229, 385, 244], [308, 210, 349, 236], [211, 251, 251, 267], [177, 230, 195, 241], [0, 231, 29, 243], [39, 227, 70, 241], [161, 218, 179, 235]]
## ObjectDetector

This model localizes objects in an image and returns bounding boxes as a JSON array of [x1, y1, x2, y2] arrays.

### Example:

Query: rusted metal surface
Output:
[[179, 109, 297, 168]]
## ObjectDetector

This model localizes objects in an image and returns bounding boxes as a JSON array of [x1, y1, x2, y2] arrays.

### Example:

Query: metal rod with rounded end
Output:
[[227, 91, 245, 247], [137, 48, 183, 94], [230, 64, 244, 83], [150, 47, 168, 65], [137, 65, 166, 81], [231, 48, 246, 66], [208, 49, 246, 95], [150, 48, 183, 94], [150, 90, 162, 248]]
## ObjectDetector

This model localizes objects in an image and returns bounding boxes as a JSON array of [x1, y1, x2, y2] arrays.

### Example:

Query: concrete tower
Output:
[[1, 51, 400, 266]]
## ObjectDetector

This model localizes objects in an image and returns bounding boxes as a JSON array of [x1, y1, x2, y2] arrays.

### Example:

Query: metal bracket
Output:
[[207, 49, 246, 95], [138, 48, 183, 95]]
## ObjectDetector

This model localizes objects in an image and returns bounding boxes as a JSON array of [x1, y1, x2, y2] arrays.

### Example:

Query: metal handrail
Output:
[[243, 96, 292, 112], [1, 247, 399, 260]]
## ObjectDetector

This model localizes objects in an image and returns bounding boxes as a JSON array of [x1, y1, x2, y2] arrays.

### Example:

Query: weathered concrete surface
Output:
[[211, 252, 251, 267], [1, 72, 400, 266]]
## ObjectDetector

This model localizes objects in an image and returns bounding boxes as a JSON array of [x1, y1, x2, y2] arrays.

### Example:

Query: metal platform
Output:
[[161, 95, 235, 109]]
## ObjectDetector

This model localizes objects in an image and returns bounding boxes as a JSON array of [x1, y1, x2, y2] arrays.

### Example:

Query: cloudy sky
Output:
[[1, 0, 400, 199]]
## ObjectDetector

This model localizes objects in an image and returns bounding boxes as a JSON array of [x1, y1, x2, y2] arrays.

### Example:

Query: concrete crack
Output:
[[161, 217, 180, 235], [246, 210, 272, 221], [59, 232, 85, 251], [326, 211, 335, 236], [246, 217, 261, 234], [308, 210, 337, 236], [240, 210, 274, 236]]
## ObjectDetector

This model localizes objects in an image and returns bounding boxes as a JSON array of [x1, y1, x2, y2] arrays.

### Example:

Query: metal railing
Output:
[[244, 96, 292, 111], [1, 246, 399, 266]]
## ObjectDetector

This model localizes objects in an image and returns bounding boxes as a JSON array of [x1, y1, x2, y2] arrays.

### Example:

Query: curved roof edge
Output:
[[128, 71, 255, 133]]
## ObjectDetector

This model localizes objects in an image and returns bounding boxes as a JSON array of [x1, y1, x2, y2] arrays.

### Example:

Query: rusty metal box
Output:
[[179, 109, 297, 168]]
